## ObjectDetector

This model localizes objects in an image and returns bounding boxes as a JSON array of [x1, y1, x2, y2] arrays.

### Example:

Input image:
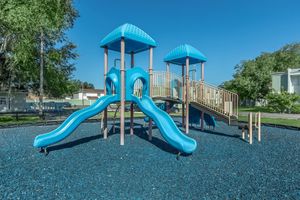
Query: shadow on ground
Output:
[[190, 126, 241, 138], [47, 121, 191, 156]]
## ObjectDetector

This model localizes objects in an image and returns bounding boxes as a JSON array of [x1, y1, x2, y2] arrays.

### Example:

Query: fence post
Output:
[[258, 112, 261, 142], [242, 127, 245, 140], [248, 112, 253, 144]]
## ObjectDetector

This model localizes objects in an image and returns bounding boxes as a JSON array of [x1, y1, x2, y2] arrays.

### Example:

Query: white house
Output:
[[271, 68, 300, 95], [73, 89, 104, 100]]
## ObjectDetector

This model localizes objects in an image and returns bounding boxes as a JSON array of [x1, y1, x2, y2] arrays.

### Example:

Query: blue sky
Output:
[[68, 0, 300, 89]]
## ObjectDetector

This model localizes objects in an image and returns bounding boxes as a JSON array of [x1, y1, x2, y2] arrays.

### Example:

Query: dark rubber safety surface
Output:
[[0, 119, 299, 199]]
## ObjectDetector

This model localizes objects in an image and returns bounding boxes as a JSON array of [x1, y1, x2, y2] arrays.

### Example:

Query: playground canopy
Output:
[[100, 23, 157, 53], [164, 44, 207, 65]]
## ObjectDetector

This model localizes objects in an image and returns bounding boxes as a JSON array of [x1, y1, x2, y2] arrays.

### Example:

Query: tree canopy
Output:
[[0, 0, 93, 99], [222, 43, 300, 102]]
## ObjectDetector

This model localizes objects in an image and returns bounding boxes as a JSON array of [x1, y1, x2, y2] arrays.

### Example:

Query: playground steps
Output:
[[151, 71, 239, 126], [188, 80, 239, 125], [190, 102, 237, 125]]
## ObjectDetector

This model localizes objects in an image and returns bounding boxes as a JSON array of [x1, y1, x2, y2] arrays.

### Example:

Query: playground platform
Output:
[[1, 120, 299, 199]]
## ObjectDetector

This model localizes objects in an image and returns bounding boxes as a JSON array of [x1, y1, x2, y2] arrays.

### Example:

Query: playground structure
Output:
[[33, 23, 240, 155], [241, 112, 261, 144]]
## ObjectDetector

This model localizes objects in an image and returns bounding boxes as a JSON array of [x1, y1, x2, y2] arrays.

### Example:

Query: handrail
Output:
[[200, 81, 238, 96], [151, 70, 239, 119], [190, 80, 239, 118], [152, 71, 183, 99]]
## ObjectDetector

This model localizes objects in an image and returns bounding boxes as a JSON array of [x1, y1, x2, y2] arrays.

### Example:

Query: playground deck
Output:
[[1, 120, 299, 199]]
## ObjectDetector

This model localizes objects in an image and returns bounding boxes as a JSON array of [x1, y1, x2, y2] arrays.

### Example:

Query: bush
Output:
[[291, 104, 300, 114], [0, 116, 14, 122], [266, 91, 300, 113]]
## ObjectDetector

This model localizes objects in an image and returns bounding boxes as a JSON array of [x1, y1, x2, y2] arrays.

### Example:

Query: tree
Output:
[[0, 1, 38, 109], [0, 0, 78, 113], [82, 82, 95, 89], [222, 43, 300, 103], [28, 0, 78, 116]]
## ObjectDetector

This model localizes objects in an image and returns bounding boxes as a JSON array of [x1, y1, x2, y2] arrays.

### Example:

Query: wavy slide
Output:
[[34, 94, 196, 154], [132, 95, 197, 154], [33, 95, 118, 148]]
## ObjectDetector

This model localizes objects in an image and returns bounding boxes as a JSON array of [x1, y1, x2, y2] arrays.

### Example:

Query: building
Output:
[[72, 89, 104, 100], [0, 91, 27, 112], [271, 68, 300, 95]]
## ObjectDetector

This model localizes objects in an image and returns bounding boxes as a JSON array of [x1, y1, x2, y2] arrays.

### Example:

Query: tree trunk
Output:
[[7, 70, 12, 111], [0, 35, 9, 53], [39, 30, 45, 118]]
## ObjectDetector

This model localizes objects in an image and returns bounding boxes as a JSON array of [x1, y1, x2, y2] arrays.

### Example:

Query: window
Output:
[[291, 76, 300, 86]]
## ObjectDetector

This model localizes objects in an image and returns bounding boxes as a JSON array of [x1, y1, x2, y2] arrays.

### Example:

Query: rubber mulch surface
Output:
[[0, 119, 299, 199]]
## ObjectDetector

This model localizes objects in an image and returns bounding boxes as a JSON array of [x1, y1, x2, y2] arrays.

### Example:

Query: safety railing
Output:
[[133, 79, 143, 97], [138, 70, 238, 119], [190, 81, 239, 118], [152, 71, 183, 99], [152, 71, 238, 118]]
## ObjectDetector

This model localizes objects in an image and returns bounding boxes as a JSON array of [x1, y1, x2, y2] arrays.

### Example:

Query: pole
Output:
[[248, 112, 253, 144], [185, 57, 189, 134], [258, 112, 261, 142], [166, 62, 170, 97], [148, 47, 153, 141], [39, 30, 45, 118], [81, 83, 84, 107], [120, 38, 125, 145], [182, 64, 185, 129], [201, 111, 204, 131], [201, 62, 204, 81], [130, 52, 134, 135], [201, 62, 204, 131], [242, 127, 245, 140], [103, 48, 108, 139]]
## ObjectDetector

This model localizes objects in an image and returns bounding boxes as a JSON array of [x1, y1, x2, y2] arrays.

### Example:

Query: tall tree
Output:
[[222, 43, 300, 103], [28, 0, 78, 116], [0, 0, 78, 113]]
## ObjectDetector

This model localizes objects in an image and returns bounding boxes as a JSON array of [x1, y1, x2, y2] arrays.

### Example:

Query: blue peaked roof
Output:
[[100, 23, 157, 54], [164, 44, 207, 65]]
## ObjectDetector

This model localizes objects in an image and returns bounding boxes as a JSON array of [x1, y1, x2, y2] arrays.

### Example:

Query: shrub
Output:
[[266, 91, 300, 113], [291, 104, 300, 114]]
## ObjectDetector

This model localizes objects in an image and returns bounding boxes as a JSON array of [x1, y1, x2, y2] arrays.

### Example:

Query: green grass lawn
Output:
[[239, 106, 270, 113], [239, 104, 300, 114], [238, 115, 300, 128], [1, 110, 298, 128], [0, 111, 181, 126], [0, 116, 41, 126]]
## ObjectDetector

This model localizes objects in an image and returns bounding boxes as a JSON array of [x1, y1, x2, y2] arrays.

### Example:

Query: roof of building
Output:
[[271, 68, 300, 75], [100, 23, 157, 53], [164, 44, 207, 65]]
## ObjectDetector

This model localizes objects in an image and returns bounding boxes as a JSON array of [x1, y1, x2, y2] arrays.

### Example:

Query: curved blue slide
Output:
[[132, 95, 197, 154], [33, 95, 118, 148]]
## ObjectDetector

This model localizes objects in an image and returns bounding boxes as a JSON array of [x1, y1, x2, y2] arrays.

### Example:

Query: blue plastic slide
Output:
[[132, 95, 197, 154], [34, 67, 197, 154], [33, 95, 118, 148]]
